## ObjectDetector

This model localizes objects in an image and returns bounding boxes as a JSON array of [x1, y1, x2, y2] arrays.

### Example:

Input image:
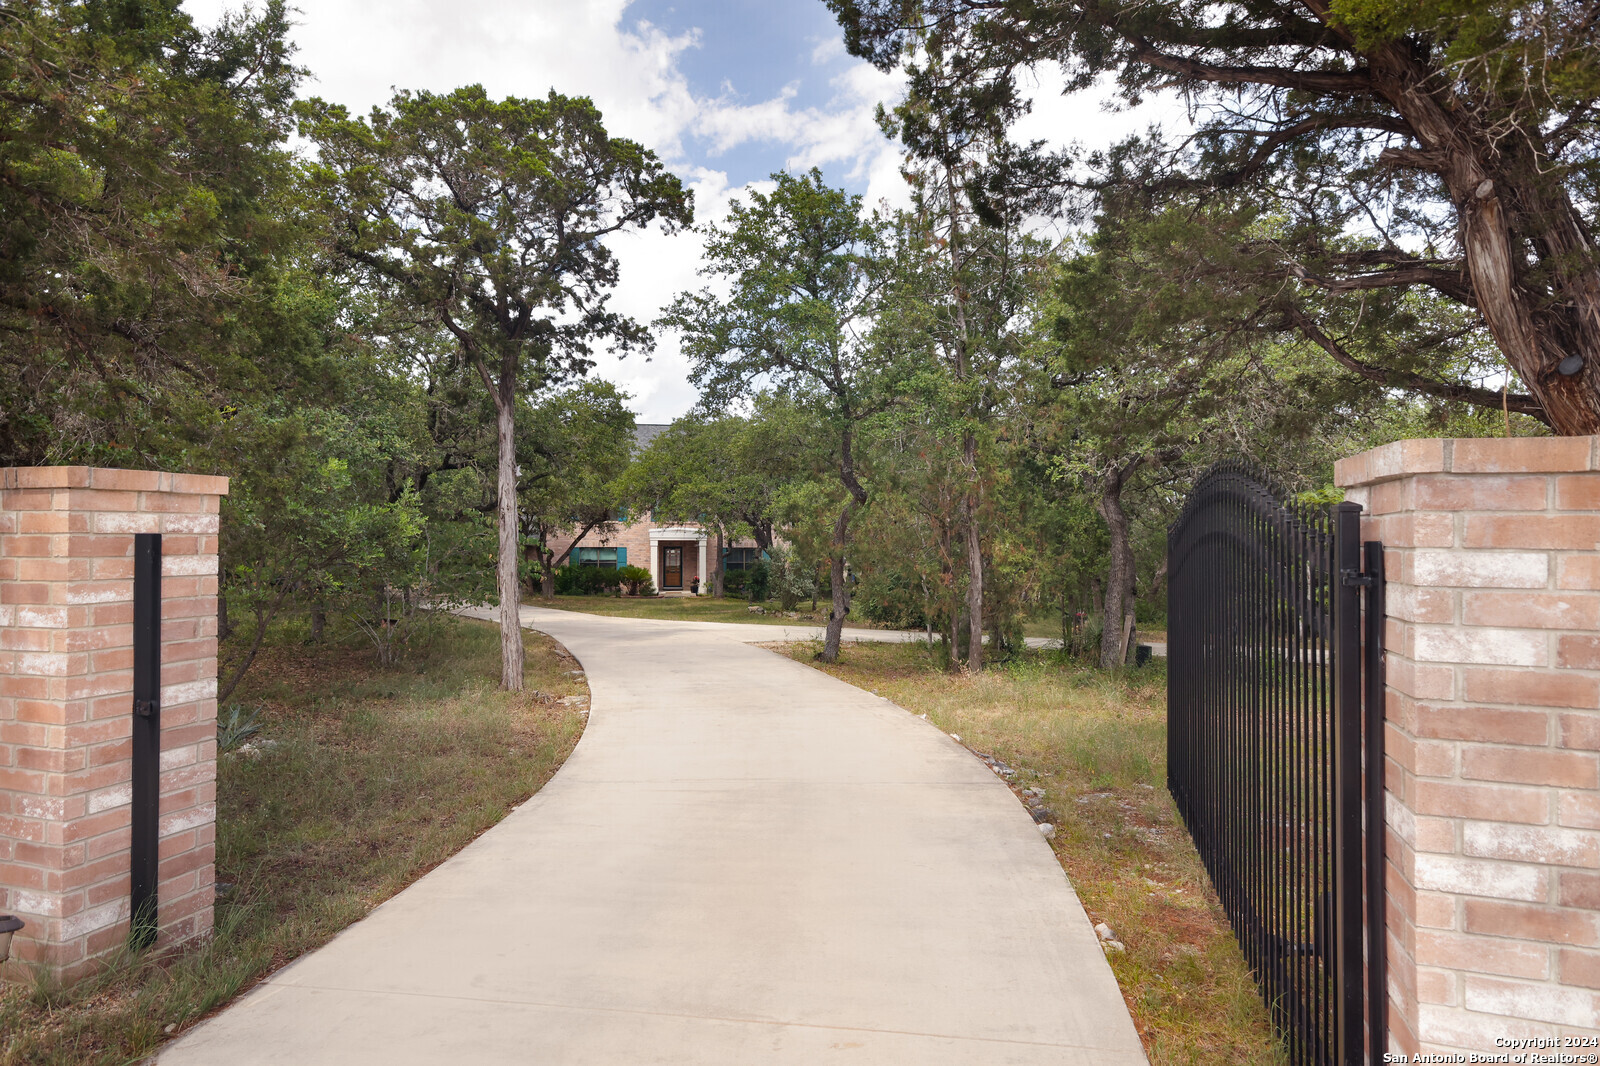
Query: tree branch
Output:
[[1127, 37, 1373, 94], [1283, 303, 1546, 419]]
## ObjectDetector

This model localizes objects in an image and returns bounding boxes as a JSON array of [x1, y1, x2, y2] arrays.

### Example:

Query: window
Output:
[[578, 547, 622, 569], [724, 547, 761, 571]]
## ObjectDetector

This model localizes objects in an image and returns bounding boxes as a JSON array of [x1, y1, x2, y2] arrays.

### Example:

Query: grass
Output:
[[776, 640, 1285, 1066], [532, 592, 887, 628], [0, 616, 585, 1066]]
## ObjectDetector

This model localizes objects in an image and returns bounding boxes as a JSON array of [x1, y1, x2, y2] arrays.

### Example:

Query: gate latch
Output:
[[1339, 568, 1374, 589]]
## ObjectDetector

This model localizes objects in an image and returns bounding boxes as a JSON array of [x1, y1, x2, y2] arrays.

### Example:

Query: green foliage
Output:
[[216, 704, 264, 755], [829, 0, 1600, 433], [0, 0, 310, 464], [300, 86, 692, 393], [616, 565, 655, 597], [553, 565, 622, 596], [519, 380, 638, 590]]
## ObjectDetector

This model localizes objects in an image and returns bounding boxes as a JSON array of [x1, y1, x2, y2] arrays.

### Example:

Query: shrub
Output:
[[854, 570, 927, 628], [766, 545, 817, 611], [617, 565, 654, 596], [722, 569, 748, 595], [554, 564, 623, 595], [745, 559, 771, 602]]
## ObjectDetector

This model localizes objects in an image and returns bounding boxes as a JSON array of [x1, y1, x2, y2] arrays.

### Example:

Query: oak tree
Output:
[[303, 86, 691, 689], [830, 0, 1600, 433]]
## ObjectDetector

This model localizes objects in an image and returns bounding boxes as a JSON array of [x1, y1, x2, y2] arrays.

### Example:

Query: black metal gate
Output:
[[1167, 462, 1386, 1066]]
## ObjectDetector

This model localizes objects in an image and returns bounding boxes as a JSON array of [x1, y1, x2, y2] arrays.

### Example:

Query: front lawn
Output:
[[0, 617, 585, 1066], [532, 592, 894, 628], [777, 641, 1284, 1066]]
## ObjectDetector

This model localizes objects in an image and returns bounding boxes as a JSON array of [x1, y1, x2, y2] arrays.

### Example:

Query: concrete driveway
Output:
[[160, 606, 1147, 1065]]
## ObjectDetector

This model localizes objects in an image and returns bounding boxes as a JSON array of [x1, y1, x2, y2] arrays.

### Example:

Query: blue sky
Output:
[[182, 0, 1178, 420], [627, 0, 867, 192]]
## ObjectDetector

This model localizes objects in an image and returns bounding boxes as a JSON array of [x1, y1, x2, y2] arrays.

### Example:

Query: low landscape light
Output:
[[0, 915, 23, 964]]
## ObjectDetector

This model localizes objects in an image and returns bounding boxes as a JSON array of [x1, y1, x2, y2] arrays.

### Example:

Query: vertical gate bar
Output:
[[1364, 540, 1388, 1065], [1289, 507, 1304, 1056], [1250, 491, 1260, 974], [1333, 503, 1364, 1066], [1297, 506, 1312, 1058], [1319, 512, 1334, 1066], [131, 533, 161, 950]]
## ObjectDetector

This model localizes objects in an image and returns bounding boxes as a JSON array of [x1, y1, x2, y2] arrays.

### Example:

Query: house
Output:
[[543, 424, 765, 595]]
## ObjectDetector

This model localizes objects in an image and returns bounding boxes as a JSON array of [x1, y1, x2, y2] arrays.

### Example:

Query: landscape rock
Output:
[[1037, 822, 1056, 839], [1103, 940, 1126, 954], [1094, 922, 1117, 942]]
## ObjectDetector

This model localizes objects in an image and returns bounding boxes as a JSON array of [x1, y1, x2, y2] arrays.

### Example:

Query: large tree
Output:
[[520, 380, 636, 598], [829, 0, 1600, 434], [0, 0, 308, 464], [303, 86, 691, 690], [660, 170, 895, 660]]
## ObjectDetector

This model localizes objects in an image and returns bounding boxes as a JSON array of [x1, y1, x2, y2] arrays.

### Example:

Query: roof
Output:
[[633, 423, 669, 452]]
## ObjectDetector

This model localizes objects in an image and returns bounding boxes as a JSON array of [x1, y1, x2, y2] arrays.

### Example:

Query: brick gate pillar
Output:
[[1336, 438, 1600, 1054], [0, 467, 228, 978]]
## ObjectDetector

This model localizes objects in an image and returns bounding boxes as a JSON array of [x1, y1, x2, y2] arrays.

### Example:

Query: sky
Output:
[[183, 0, 1187, 422]]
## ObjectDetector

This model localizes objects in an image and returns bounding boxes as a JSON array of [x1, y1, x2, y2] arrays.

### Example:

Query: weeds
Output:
[[0, 617, 584, 1066]]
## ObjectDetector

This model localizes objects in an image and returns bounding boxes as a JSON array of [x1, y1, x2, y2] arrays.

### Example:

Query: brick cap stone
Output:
[[0, 466, 230, 496], [1336, 436, 1600, 488]]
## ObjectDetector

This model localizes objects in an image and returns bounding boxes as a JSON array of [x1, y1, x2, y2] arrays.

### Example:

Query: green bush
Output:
[[722, 569, 749, 595], [616, 565, 654, 596], [745, 559, 771, 602], [854, 570, 927, 628], [554, 565, 623, 595]]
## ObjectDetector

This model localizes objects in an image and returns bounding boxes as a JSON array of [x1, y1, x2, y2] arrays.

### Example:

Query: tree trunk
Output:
[[823, 549, 850, 662], [494, 387, 525, 692], [821, 425, 870, 663], [963, 434, 984, 671], [218, 591, 232, 643], [1360, 38, 1600, 434], [1097, 461, 1138, 670], [713, 527, 725, 598], [308, 605, 325, 643]]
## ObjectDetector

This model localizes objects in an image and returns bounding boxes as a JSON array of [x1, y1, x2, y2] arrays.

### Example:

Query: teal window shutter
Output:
[[617, 547, 627, 567]]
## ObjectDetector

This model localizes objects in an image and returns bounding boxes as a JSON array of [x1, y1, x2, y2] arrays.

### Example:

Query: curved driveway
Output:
[[162, 606, 1147, 1065]]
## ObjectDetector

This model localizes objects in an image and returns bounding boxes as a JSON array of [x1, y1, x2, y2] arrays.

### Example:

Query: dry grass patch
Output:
[[0, 617, 584, 1066], [779, 639, 1286, 1066]]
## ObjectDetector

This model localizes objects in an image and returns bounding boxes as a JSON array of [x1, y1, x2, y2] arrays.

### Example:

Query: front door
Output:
[[662, 546, 683, 589]]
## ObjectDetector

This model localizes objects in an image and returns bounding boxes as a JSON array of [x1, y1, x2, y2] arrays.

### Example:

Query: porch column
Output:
[[645, 529, 661, 593], [697, 537, 707, 595]]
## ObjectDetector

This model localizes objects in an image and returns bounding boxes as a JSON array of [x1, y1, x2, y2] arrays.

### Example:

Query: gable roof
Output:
[[633, 423, 669, 453]]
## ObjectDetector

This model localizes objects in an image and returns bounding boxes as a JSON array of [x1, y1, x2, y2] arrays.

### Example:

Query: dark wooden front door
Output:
[[662, 546, 683, 589]]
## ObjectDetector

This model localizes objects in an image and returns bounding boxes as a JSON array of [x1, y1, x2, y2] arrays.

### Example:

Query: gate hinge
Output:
[[1339, 568, 1374, 589], [134, 698, 159, 718]]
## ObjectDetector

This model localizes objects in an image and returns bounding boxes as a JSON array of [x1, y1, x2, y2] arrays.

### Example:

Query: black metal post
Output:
[[1333, 504, 1364, 1066], [1363, 541, 1388, 1064], [131, 533, 161, 950]]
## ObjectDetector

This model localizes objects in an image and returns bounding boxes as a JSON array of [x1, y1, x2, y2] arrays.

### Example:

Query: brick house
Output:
[[540, 424, 765, 595]]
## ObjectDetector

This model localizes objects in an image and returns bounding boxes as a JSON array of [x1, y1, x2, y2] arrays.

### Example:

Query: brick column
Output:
[[0, 466, 227, 978], [1336, 437, 1600, 1053]]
